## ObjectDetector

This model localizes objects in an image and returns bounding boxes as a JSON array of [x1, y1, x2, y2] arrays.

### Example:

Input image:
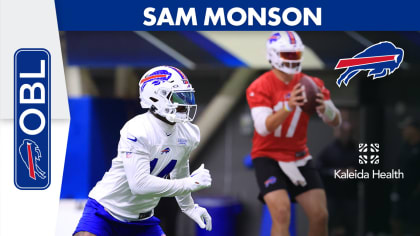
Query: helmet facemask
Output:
[[270, 50, 303, 74], [165, 90, 197, 123]]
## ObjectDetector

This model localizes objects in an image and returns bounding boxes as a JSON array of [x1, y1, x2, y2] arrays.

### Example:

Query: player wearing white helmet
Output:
[[74, 66, 212, 236], [266, 31, 305, 75], [139, 66, 197, 123], [247, 32, 341, 236]]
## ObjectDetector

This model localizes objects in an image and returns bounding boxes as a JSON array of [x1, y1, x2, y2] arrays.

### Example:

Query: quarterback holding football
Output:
[[74, 66, 212, 236], [246, 31, 341, 236]]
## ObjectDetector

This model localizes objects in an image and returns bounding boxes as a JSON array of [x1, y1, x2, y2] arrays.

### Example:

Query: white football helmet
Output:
[[139, 66, 197, 123], [266, 31, 305, 74]]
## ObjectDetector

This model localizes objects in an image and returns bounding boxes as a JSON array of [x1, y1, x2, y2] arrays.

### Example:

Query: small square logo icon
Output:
[[359, 143, 379, 164]]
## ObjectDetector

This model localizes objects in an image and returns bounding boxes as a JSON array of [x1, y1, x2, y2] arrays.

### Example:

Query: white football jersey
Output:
[[89, 111, 200, 221]]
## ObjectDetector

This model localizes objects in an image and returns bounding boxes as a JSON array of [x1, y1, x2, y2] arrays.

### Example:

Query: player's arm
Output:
[[265, 83, 305, 132], [170, 157, 194, 209], [249, 83, 305, 135], [248, 83, 305, 136], [122, 151, 211, 198], [170, 157, 212, 231], [315, 93, 341, 127]]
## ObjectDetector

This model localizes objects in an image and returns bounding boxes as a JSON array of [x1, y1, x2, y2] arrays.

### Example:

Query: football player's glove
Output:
[[187, 164, 212, 192], [266, 31, 305, 75], [183, 204, 212, 231]]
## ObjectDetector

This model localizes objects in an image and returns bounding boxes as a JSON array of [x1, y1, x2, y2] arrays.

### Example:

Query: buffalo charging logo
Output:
[[264, 176, 277, 188], [139, 69, 172, 92], [268, 32, 281, 43], [161, 147, 171, 154], [14, 49, 51, 190], [335, 41, 404, 87], [18, 139, 46, 180]]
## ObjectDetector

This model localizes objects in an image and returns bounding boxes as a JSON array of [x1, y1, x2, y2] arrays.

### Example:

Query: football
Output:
[[299, 76, 321, 115]]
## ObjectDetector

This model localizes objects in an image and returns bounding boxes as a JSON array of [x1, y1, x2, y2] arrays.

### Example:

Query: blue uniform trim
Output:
[[74, 198, 165, 236]]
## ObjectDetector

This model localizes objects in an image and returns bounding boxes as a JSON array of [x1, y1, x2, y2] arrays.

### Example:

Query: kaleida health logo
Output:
[[334, 142, 404, 180], [359, 143, 380, 164]]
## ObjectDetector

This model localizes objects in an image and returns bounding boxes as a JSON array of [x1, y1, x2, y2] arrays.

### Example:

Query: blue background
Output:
[[55, 0, 420, 30], [61, 97, 144, 198]]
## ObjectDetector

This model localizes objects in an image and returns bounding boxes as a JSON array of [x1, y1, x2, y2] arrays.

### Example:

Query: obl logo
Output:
[[14, 49, 51, 190]]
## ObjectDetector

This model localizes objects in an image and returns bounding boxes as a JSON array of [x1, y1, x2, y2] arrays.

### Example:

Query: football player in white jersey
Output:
[[74, 66, 212, 236]]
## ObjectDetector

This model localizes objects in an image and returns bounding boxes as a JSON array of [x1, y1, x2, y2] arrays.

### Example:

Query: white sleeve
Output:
[[250, 106, 273, 136], [123, 151, 192, 197], [170, 156, 195, 212]]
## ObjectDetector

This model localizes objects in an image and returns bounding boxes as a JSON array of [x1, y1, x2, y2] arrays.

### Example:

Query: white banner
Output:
[[0, 0, 70, 235]]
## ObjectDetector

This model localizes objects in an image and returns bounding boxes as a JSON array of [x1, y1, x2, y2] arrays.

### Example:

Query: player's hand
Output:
[[315, 93, 325, 114], [187, 164, 212, 192], [287, 83, 306, 110], [184, 204, 212, 231]]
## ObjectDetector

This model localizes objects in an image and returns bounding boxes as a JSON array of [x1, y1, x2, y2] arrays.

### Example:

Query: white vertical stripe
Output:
[[273, 101, 283, 137], [286, 107, 302, 137], [274, 125, 282, 137]]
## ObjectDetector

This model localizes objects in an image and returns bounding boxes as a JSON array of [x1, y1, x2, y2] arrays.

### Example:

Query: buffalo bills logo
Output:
[[264, 176, 277, 188], [140, 70, 172, 92], [335, 41, 404, 87], [268, 32, 281, 44], [161, 147, 170, 154], [18, 139, 46, 180]]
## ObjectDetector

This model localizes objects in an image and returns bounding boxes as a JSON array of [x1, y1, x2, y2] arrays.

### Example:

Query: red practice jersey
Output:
[[246, 71, 330, 162]]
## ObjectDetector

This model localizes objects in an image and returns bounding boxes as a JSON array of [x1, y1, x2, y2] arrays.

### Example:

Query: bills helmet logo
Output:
[[139, 69, 172, 92], [161, 147, 171, 154], [264, 176, 277, 188], [335, 41, 404, 87], [18, 139, 46, 180], [268, 32, 281, 44]]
